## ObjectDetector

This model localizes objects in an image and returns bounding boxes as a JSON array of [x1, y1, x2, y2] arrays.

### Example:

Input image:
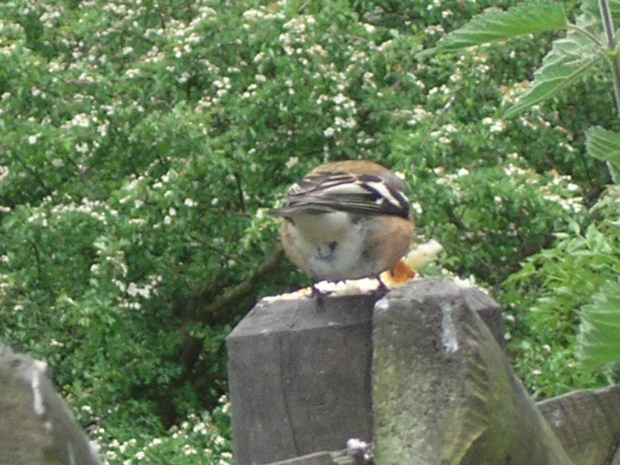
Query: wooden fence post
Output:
[[372, 279, 573, 465], [227, 293, 376, 465], [227, 278, 505, 465], [538, 384, 620, 465]]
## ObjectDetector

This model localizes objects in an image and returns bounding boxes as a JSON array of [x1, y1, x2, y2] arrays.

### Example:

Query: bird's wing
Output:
[[271, 170, 410, 219]]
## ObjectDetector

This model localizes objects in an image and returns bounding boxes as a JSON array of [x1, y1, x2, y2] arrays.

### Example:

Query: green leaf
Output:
[[420, 1, 568, 56], [503, 19, 605, 118], [586, 126, 620, 183], [581, 0, 620, 26], [614, 0, 620, 23], [578, 279, 620, 370]]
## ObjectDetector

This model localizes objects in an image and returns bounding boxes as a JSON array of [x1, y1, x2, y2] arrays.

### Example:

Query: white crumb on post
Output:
[[34, 359, 48, 372], [263, 239, 444, 302], [346, 438, 368, 449], [374, 298, 389, 313], [402, 239, 443, 270], [346, 437, 373, 461], [453, 276, 475, 288], [262, 277, 381, 302], [314, 278, 380, 295]]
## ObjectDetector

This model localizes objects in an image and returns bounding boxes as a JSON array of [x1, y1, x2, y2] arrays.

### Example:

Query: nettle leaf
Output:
[[586, 126, 620, 183], [578, 279, 620, 370], [421, 0, 568, 55], [504, 12, 605, 117]]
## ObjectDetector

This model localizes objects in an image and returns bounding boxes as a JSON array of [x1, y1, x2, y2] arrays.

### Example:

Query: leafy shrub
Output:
[[427, 0, 620, 396], [0, 0, 612, 462]]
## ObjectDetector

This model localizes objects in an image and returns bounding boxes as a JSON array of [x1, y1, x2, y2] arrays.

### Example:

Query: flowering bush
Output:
[[0, 0, 610, 462], [91, 396, 232, 465], [427, 0, 620, 397]]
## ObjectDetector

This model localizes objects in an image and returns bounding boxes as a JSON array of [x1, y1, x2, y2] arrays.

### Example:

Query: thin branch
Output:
[[13, 152, 54, 199], [599, 0, 617, 49], [154, 244, 286, 426], [428, 94, 456, 134], [598, 0, 620, 118]]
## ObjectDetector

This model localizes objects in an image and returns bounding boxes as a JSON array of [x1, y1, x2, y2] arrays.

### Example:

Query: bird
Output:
[[270, 160, 415, 282]]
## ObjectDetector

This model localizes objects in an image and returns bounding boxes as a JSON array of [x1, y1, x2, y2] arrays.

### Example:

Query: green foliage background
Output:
[[0, 0, 616, 463]]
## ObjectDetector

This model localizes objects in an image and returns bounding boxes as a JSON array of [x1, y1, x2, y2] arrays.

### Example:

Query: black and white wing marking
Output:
[[272, 170, 410, 219]]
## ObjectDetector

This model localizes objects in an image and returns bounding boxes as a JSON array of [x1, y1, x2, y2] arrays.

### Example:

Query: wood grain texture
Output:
[[227, 293, 376, 465], [372, 279, 573, 465], [538, 384, 620, 465]]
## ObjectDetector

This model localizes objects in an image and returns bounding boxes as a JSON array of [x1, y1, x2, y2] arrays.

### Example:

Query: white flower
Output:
[[363, 24, 375, 34], [75, 142, 89, 154], [70, 113, 90, 127], [126, 68, 141, 78], [333, 93, 348, 105], [285, 157, 299, 169]]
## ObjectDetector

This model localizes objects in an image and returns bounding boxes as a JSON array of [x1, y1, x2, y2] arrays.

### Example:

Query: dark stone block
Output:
[[0, 345, 102, 465]]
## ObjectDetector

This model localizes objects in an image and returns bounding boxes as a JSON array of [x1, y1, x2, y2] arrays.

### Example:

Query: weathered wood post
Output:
[[229, 277, 620, 464], [0, 345, 102, 465], [227, 278, 505, 465], [372, 279, 573, 465], [227, 293, 376, 465], [538, 384, 620, 465]]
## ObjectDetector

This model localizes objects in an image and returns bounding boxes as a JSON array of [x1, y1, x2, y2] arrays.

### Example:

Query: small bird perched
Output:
[[270, 160, 415, 282]]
